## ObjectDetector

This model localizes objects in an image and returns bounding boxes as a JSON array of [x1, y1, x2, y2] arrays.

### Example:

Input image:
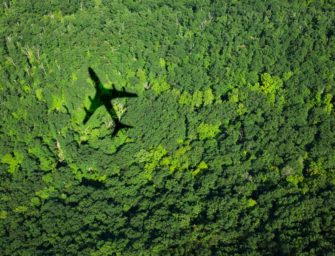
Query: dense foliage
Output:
[[1, 0, 335, 255]]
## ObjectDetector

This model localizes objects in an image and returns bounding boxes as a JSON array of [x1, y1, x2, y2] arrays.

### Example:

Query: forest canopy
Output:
[[1, 0, 335, 255]]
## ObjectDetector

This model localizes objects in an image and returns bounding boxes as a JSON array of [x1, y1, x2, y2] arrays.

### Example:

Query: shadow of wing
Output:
[[110, 87, 138, 98]]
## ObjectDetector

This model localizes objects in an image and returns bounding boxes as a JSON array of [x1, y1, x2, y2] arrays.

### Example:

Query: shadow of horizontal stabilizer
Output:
[[112, 120, 133, 137]]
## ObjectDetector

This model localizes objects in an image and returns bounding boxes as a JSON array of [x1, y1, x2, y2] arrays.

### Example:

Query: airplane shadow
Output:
[[83, 67, 138, 137]]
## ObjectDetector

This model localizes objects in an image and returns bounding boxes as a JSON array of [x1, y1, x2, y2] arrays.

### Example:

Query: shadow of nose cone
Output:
[[88, 67, 100, 85]]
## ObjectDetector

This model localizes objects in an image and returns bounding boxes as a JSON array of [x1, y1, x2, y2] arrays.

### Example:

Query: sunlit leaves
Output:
[[35, 88, 44, 101], [136, 141, 209, 177], [49, 93, 67, 113], [197, 123, 221, 140], [1, 151, 24, 174], [178, 88, 216, 108], [151, 77, 171, 95], [286, 175, 304, 186], [192, 160, 208, 176], [112, 99, 127, 119], [0, 211, 8, 219], [161, 143, 192, 173], [247, 198, 257, 208], [260, 73, 283, 104], [136, 144, 167, 179], [179, 90, 193, 105], [159, 58, 166, 68], [69, 163, 107, 182], [35, 186, 56, 200], [324, 93, 333, 114], [203, 88, 215, 106], [192, 90, 203, 108], [307, 161, 325, 176], [283, 71, 293, 81], [14, 205, 28, 213], [12, 107, 27, 120]]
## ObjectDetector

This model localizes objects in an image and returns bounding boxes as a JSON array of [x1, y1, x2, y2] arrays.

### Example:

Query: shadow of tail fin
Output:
[[112, 119, 133, 137]]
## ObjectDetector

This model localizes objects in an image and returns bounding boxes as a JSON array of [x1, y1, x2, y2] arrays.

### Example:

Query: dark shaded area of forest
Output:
[[1, 0, 335, 255]]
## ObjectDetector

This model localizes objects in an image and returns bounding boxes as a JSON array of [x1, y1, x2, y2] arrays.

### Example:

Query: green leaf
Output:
[[197, 123, 221, 140], [247, 198, 257, 207], [14, 206, 28, 213], [1, 151, 24, 174], [0, 210, 8, 219]]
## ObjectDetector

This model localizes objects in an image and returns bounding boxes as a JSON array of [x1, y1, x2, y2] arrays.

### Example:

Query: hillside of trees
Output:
[[1, 0, 335, 255]]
